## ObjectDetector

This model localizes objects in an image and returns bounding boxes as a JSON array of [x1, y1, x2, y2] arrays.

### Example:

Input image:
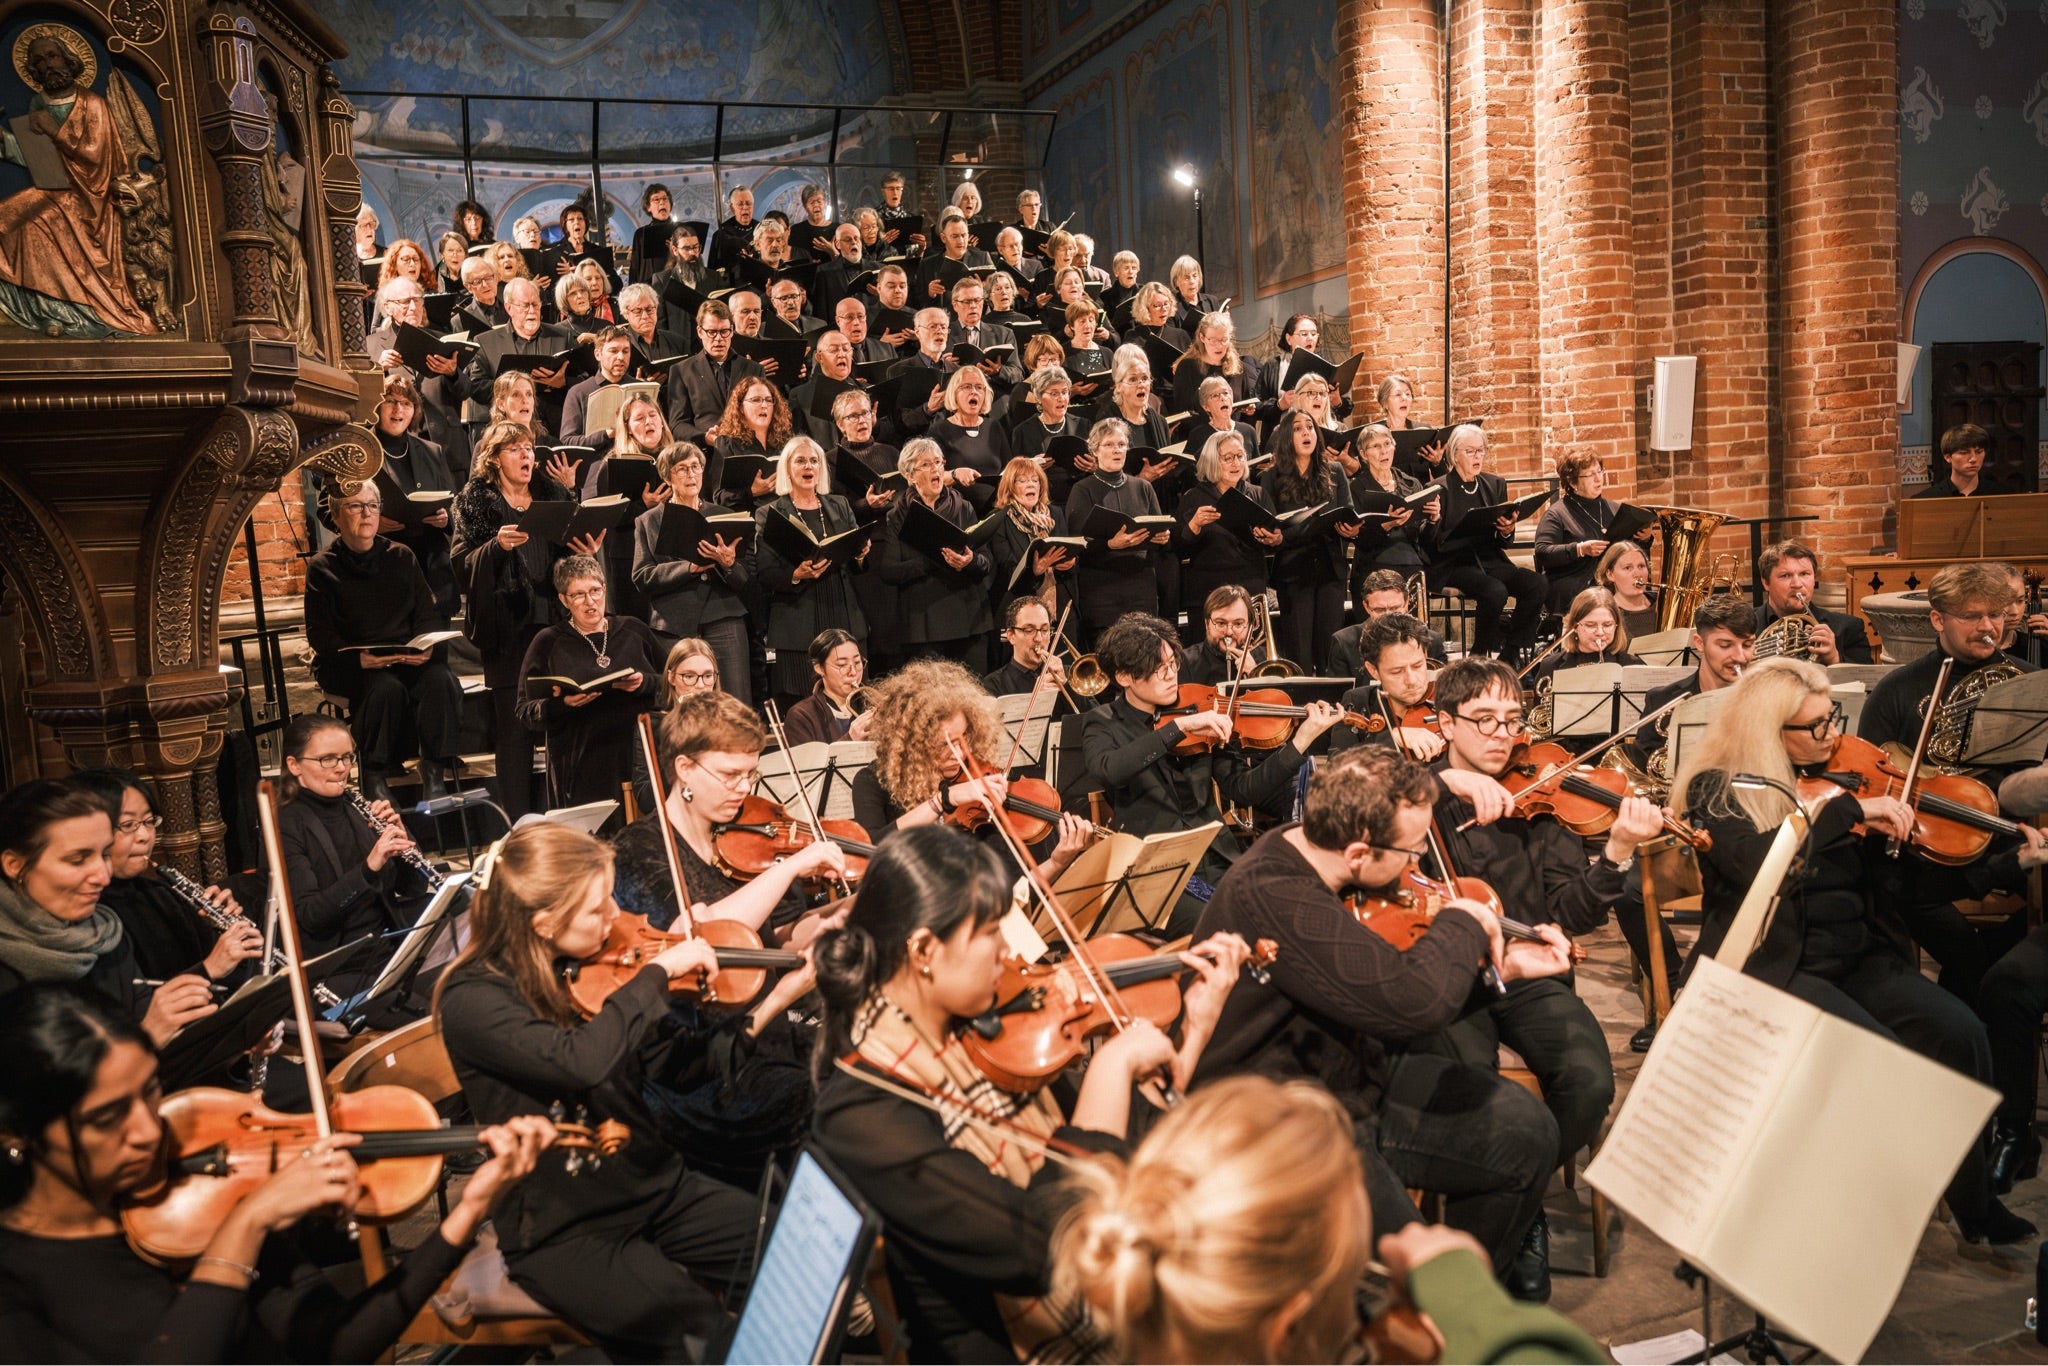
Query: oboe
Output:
[[149, 860, 340, 1007], [345, 789, 447, 891]]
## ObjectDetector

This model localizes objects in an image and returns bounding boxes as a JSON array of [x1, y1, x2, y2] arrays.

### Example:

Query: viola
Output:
[[1344, 868, 1581, 962], [1809, 733, 2024, 867], [1493, 741, 1712, 851], [1154, 683, 1384, 754], [714, 794, 873, 881], [960, 934, 1278, 1092], [121, 1087, 626, 1267], [562, 910, 804, 1015]]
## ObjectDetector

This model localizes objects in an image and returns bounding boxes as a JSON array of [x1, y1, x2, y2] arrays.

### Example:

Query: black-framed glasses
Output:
[[1451, 711, 1526, 737], [1781, 702, 1846, 742], [1358, 841, 1431, 861]]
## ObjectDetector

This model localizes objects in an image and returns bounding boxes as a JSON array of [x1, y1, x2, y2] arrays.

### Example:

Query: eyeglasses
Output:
[[562, 587, 605, 602], [622, 303, 656, 315], [672, 670, 718, 685], [700, 326, 734, 338], [299, 751, 356, 770], [1008, 624, 1053, 637], [116, 814, 164, 836], [687, 758, 757, 792], [1356, 841, 1430, 862], [337, 500, 381, 515], [1782, 702, 1847, 742], [1451, 712, 1526, 737]]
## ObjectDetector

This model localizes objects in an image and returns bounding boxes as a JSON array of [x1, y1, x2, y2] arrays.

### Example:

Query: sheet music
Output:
[[1828, 679, 1870, 739], [756, 741, 874, 822], [995, 689, 1059, 768], [1547, 662, 1624, 737], [1665, 687, 1737, 778], [1965, 668, 2048, 766], [1586, 957, 1817, 1251], [1047, 822, 1219, 936], [1629, 627, 1695, 668]]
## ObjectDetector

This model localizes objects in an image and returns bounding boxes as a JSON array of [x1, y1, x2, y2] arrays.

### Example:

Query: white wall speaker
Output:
[[1649, 356, 1698, 452], [1896, 342, 1922, 410]]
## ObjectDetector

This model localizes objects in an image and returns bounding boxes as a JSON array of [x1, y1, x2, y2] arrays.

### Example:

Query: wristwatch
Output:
[[1596, 850, 1635, 874]]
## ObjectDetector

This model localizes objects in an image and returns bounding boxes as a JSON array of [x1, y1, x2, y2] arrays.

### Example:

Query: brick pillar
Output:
[[1534, 0, 1634, 492], [1338, 0, 1445, 414], [1446, 0, 1539, 476], [1773, 0, 1898, 572], [1668, 0, 1774, 525], [1629, 0, 1675, 504]]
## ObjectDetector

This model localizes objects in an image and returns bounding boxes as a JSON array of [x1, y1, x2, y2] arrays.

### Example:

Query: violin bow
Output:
[[1889, 654, 1953, 859], [254, 780, 335, 1138], [762, 699, 855, 899], [637, 712, 699, 938], [944, 735, 1178, 1107]]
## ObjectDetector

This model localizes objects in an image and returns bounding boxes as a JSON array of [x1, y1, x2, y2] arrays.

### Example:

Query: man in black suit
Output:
[[913, 213, 994, 306], [888, 308, 955, 444], [865, 265, 918, 352], [785, 331, 859, 443], [834, 296, 898, 369], [813, 223, 872, 318], [1328, 569, 1449, 680], [457, 277, 574, 433], [763, 277, 826, 341], [1755, 539, 1873, 665], [614, 282, 690, 379], [665, 299, 763, 444], [945, 276, 1024, 389], [991, 226, 1042, 288]]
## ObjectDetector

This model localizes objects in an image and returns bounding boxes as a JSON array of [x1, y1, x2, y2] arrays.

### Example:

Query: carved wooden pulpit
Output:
[[0, 0, 377, 876]]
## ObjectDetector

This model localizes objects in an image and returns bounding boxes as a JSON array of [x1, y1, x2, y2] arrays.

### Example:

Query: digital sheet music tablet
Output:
[[722, 1148, 879, 1365]]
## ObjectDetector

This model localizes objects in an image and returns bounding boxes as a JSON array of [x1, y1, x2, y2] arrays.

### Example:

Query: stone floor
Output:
[[1550, 919, 2048, 1364]]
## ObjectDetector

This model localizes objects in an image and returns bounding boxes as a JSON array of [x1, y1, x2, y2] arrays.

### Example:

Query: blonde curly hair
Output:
[[866, 659, 1006, 808]]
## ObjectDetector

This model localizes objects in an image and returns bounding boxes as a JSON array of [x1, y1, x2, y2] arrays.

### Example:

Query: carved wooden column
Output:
[[317, 72, 369, 363]]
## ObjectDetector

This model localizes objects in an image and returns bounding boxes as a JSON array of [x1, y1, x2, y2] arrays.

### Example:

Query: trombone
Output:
[[1247, 594, 1300, 678], [1057, 631, 1110, 699]]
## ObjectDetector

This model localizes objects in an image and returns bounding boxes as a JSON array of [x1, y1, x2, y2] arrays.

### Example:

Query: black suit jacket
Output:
[[1081, 694, 1308, 838], [458, 321, 575, 414], [1756, 601, 1874, 665], [664, 350, 764, 444], [945, 319, 1024, 388]]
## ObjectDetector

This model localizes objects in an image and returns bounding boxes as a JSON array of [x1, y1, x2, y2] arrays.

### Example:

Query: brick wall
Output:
[[219, 487, 311, 607]]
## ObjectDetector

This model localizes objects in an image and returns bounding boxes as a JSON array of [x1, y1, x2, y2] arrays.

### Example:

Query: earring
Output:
[[679, 784, 694, 803], [4, 1144, 22, 1165]]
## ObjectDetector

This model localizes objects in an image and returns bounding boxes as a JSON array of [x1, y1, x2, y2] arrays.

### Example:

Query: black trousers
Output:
[[487, 681, 538, 821], [1976, 923, 2048, 1127], [1371, 1051, 1558, 1273], [317, 661, 465, 773], [1614, 890, 1682, 1000], [1902, 898, 2026, 1001], [1784, 954, 1997, 1220], [509, 1167, 759, 1363], [1274, 570, 1346, 674], [1423, 976, 1616, 1167], [1428, 559, 1548, 657]]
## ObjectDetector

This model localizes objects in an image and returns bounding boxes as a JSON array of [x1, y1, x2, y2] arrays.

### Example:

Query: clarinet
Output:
[[149, 861, 341, 1007], [345, 789, 447, 892]]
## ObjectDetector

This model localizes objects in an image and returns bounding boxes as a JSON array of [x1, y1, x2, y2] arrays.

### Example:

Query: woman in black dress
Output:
[[580, 393, 672, 620], [68, 768, 261, 987], [1376, 371, 1443, 476], [1166, 254, 1218, 335], [1533, 452, 1652, 613], [810, 824, 1246, 1363], [1065, 418, 1169, 641], [451, 420, 599, 818], [435, 822, 766, 1358], [1174, 428, 1281, 614], [987, 456, 1078, 632], [709, 374, 791, 514], [1060, 301, 1113, 407], [516, 555, 662, 816], [1168, 312, 1254, 416], [0, 984, 549, 1363], [830, 388, 905, 675], [1263, 410, 1361, 673], [929, 366, 1011, 512], [1010, 366, 1091, 506], [755, 436, 870, 707], [1349, 419, 1440, 603], [878, 437, 996, 673], [0, 779, 201, 1045], [1427, 424, 1548, 661], [482, 368, 554, 444], [632, 441, 754, 705]]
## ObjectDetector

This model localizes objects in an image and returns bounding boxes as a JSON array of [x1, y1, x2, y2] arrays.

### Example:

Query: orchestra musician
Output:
[[1753, 539, 1873, 665], [1051, 1073, 1604, 1364], [1175, 431, 1282, 615], [0, 983, 550, 1362], [1429, 425, 1549, 662], [434, 823, 766, 1359], [1084, 612, 1343, 933], [1592, 540, 1660, 642], [632, 441, 755, 705], [1329, 569, 1451, 679], [781, 628, 873, 746], [810, 824, 1248, 1364], [1532, 453, 1655, 612], [983, 597, 1083, 716], [1521, 587, 1643, 695], [1188, 746, 1573, 1290], [1328, 612, 1445, 761], [1179, 585, 1259, 687], [1630, 594, 1757, 771], [1423, 658, 1660, 1291], [1671, 656, 2042, 1243], [69, 769, 262, 989], [0, 780, 208, 1045]]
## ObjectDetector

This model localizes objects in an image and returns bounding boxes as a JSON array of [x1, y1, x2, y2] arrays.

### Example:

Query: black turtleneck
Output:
[[304, 536, 447, 667]]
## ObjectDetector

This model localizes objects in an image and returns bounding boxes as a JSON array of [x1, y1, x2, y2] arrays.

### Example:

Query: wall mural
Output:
[[1041, 76, 1116, 248], [1897, 0, 2048, 465], [0, 18, 174, 339], [1122, 0, 1240, 303], [1246, 0, 1342, 295]]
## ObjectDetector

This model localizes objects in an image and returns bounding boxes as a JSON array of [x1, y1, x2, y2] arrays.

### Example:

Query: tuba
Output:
[[1645, 506, 1729, 632], [1248, 594, 1301, 678], [1525, 676, 1555, 740]]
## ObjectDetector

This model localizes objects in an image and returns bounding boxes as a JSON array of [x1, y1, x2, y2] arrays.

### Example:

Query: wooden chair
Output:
[[1636, 833, 1705, 1031], [327, 1016, 590, 1357]]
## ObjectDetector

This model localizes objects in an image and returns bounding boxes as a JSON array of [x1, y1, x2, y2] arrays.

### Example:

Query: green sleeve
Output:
[[1405, 1248, 1606, 1364]]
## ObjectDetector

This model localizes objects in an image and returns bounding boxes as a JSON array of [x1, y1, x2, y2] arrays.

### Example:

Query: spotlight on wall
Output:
[[1171, 163, 1205, 273], [963, 167, 975, 180], [1172, 163, 1197, 189]]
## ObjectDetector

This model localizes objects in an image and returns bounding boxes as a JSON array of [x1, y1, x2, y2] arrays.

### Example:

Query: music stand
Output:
[[1049, 823, 1219, 937], [994, 689, 1059, 770], [347, 871, 473, 1019], [157, 937, 375, 1090], [512, 799, 618, 834], [1965, 670, 2048, 769], [758, 741, 873, 822]]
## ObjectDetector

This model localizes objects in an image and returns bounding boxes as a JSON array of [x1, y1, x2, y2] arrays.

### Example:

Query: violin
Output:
[[961, 934, 1278, 1092], [1154, 683, 1384, 754], [1805, 733, 2024, 867], [120, 1087, 626, 1266], [563, 909, 804, 1014], [1344, 868, 1584, 963], [945, 751, 1115, 844], [1399, 700, 1450, 737], [714, 794, 873, 882], [1491, 741, 1713, 851]]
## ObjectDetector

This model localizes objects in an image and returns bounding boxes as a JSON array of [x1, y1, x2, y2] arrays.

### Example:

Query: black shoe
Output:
[[418, 763, 449, 805], [361, 772, 394, 806], [1629, 1021, 1657, 1054], [1958, 1197, 2037, 1246], [1503, 1211, 1552, 1302], [1990, 1122, 2041, 1196]]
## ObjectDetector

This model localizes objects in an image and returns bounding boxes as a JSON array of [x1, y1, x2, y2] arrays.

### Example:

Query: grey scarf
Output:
[[0, 876, 123, 982]]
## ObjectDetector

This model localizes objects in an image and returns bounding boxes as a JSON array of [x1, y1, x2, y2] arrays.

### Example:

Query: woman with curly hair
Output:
[[710, 374, 791, 513]]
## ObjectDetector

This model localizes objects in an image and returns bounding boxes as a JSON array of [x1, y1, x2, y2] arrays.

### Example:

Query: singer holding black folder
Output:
[[878, 438, 996, 674], [516, 556, 660, 816], [632, 442, 755, 705], [1349, 420, 1440, 600], [452, 421, 598, 819], [1174, 430, 1279, 609], [1532, 453, 1655, 612], [756, 436, 870, 707], [1427, 425, 1550, 661], [1065, 419, 1169, 641], [1264, 410, 1360, 673]]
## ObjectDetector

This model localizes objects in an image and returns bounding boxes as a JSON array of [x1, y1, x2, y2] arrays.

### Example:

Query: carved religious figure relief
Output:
[[260, 89, 319, 360], [0, 23, 176, 337]]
